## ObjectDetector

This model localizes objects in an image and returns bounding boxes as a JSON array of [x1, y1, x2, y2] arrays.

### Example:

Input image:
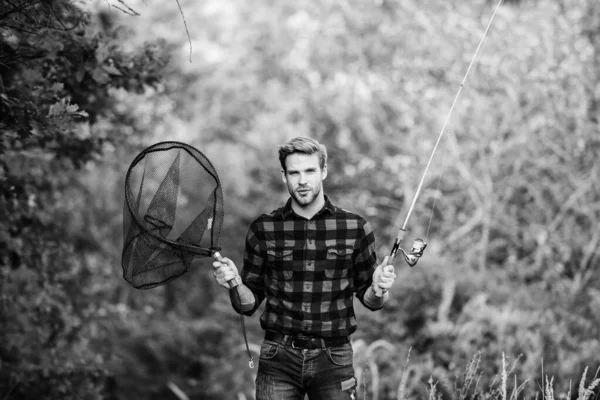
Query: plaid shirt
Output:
[[238, 195, 380, 339]]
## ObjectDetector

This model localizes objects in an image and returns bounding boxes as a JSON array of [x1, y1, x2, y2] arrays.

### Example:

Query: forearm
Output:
[[362, 285, 389, 310], [229, 283, 256, 313]]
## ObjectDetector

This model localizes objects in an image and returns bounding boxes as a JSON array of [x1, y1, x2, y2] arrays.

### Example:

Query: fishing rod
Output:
[[389, 0, 504, 268]]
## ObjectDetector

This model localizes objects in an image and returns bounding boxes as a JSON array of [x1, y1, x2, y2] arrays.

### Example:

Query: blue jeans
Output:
[[255, 339, 357, 400]]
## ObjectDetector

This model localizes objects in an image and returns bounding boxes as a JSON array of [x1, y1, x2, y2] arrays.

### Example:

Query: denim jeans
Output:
[[255, 339, 357, 400]]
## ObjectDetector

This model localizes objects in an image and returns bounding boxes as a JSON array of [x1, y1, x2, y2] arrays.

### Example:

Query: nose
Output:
[[298, 173, 307, 185]]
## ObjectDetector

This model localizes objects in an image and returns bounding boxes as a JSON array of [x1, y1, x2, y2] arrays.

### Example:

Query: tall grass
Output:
[[357, 347, 600, 400], [423, 354, 598, 400]]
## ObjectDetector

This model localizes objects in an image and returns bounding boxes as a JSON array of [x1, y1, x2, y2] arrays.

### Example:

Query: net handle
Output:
[[213, 252, 239, 288]]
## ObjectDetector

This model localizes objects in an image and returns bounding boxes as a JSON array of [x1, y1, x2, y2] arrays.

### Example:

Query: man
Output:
[[213, 136, 396, 400]]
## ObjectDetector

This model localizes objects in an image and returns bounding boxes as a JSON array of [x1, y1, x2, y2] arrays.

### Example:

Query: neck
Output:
[[291, 193, 325, 219]]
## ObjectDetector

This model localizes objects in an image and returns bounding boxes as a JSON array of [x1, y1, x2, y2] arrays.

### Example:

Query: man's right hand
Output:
[[371, 256, 396, 297], [212, 256, 242, 289]]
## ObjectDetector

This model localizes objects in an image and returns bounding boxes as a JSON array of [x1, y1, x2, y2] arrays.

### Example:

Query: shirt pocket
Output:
[[324, 246, 353, 279], [266, 248, 294, 280]]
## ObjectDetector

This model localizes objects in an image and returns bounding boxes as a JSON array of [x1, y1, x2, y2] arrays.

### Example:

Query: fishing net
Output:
[[122, 141, 224, 289]]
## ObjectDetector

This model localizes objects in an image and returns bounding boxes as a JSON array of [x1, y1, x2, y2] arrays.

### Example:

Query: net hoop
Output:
[[122, 141, 224, 288]]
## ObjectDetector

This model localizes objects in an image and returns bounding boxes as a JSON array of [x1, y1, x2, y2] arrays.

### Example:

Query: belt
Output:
[[265, 331, 350, 349]]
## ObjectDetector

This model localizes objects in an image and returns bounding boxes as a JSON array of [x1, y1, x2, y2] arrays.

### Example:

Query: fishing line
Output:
[[403, 0, 504, 231], [388, 0, 504, 268], [424, 130, 451, 243]]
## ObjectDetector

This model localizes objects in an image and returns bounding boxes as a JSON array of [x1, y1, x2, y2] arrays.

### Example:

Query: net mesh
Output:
[[122, 142, 224, 289]]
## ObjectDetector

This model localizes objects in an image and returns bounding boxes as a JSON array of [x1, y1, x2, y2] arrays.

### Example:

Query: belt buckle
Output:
[[291, 338, 311, 349]]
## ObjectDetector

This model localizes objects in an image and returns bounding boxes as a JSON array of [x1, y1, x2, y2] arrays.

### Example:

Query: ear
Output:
[[280, 169, 287, 184], [321, 164, 328, 180]]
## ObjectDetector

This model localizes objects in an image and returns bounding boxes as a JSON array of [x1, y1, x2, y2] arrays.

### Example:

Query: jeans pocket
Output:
[[259, 341, 279, 360], [326, 343, 354, 367]]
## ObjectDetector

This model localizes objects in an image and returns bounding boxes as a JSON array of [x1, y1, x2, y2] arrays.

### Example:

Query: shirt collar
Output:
[[280, 195, 336, 220]]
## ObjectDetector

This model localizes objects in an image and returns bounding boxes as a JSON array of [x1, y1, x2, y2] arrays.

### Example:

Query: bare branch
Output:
[[174, 0, 192, 62], [115, 0, 140, 16]]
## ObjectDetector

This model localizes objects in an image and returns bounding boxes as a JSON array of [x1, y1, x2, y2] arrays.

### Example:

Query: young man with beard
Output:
[[213, 136, 396, 400]]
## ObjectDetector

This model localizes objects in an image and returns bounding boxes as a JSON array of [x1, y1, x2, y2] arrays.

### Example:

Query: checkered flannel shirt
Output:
[[236, 195, 380, 339]]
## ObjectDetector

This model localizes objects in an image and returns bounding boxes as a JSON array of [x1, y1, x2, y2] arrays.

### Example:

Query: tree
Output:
[[0, 1, 169, 398]]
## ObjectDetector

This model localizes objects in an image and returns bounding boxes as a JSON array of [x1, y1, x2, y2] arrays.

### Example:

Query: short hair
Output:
[[278, 136, 328, 172]]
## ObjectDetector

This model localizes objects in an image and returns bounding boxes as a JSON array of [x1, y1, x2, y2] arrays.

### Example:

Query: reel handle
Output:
[[389, 229, 427, 268], [398, 238, 427, 267], [213, 251, 239, 289]]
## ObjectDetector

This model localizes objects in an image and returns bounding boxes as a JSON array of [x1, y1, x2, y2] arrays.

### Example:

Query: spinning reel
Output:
[[389, 229, 426, 267]]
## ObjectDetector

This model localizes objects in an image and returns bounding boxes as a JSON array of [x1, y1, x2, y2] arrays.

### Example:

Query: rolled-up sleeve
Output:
[[353, 219, 380, 310], [235, 221, 266, 316]]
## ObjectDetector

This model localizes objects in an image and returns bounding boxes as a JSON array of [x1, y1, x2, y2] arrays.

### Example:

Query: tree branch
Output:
[[174, 0, 192, 62]]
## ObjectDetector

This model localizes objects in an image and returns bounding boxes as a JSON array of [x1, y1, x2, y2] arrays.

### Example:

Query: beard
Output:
[[291, 184, 321, 206]]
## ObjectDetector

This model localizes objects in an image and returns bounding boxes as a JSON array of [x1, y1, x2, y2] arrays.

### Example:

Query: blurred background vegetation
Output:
[[1, 0, 599, 399]]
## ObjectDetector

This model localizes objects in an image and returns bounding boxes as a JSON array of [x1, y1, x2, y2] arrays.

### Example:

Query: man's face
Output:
[[281, 153, 327, 207]]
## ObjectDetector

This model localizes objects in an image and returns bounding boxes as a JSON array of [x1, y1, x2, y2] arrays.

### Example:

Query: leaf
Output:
[[66, 103, 80, 114], [48, 100, 67, 117], [102, 65, 122, 76], [21, 68, 43, 84], [73, 110, 89, 118], [91, 68, 110, 84], [75, 67, 86, 83], [30, 121, 42, 136], [48, 99, 89, 119], [95, 43, 110, 63], [50, 83, 64, 92], [66, 102, 89, 118]]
